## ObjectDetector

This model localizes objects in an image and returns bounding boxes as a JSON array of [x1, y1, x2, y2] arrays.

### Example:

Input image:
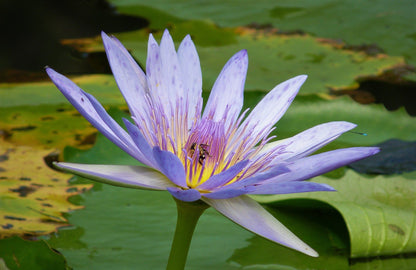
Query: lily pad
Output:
[[60, 25, 405, 96], [253, 170, 416, 258], [0, 236, 68, 270], [0, 140, 92, 238], [0, 105, 97, 149], [108, 0, 416, 67], [0, 74, 124, 107]]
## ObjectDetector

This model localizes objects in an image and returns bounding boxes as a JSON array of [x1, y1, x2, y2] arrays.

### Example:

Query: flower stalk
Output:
[[167, 198, 209, 270]]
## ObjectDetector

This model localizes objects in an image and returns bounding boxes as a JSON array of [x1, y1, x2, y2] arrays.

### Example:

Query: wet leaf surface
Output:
[[0, 236, 68, 270]]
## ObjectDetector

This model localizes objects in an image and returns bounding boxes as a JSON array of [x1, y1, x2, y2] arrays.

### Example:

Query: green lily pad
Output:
[[0, 140, 92, 238], [60, 25, 405, 96], [0, 236, 69, 270], [253, 170, 416, 258], [108, 0, 416, 67]]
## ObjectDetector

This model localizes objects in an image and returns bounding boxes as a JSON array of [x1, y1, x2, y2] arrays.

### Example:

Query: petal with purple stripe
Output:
[[202, 188, 249, 199], [262, 147, 380, 184], [202, 195, 319, 257], [219, 164, 290, 191], [55, 162, 172, 190], [203, 50, 248, 129], [153, 147, 187, 188], [248, 181, 335, 195], [263, 121, 357, 162], [236, 75, 307, 146], [101, 32, 150, 122], [46, 68, 144, 163], [198, 160, 249, 190], [123, 118, 158, 168], [167, 187, 201, 202], [177, 34, 203, 128]]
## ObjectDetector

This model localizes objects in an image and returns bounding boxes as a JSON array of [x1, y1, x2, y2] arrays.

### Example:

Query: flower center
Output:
[[182, 119, 228, 188]]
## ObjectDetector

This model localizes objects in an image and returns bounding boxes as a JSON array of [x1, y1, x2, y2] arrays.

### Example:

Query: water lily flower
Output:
[[46, 29, 379, 267]]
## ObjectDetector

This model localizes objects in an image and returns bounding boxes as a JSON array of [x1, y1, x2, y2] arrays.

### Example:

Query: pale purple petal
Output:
[[220, 164, 290, 191], [55, 162, 172, 190], [263, 147, 380, 184], [202, 195, 319, 257], [160, 29, 185, 99], [177, 34, 203, 127], [198, 160, 249, 190], [248, 181, 335, 195], [167, 187, 201, 202], [235, 75, 307, 146], [123, 118, 158, 168], [263, 121, 357, 162], [202, 50, 248, 129], [46, 68, 144, 163], [153, 147, 187, 188], [101, 32, 150, 122], [146, 34, 166, 106], [202, 188, 249, 199]]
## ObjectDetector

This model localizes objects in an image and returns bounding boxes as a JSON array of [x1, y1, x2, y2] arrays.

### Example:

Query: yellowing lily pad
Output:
[[0, 139, 92, 238], [0, 105, 97, 150]]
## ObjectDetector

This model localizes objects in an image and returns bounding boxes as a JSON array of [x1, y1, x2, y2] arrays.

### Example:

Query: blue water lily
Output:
[[47, 30, 379, 259]]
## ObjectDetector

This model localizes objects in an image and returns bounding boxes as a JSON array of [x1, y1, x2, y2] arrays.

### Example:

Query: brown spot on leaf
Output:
[[9, 186, 36, 197], [41, 116, 55, 121], [4, 215, 26, 221], [11, 125, 37, 132], [389, 224, 405, 236], [2, 223, 13, 229], [19, 177, 31, 181], [78, 132, 97, 145]]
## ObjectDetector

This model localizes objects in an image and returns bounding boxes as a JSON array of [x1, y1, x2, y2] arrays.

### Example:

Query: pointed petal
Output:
[[160, 29, 185, 100], [237, 75, 307, 145], [146, 30, 186, 125], [178, 34, 203, 127], [146, 34, 165, 104], [153, 147, 187, 188], [203, 50, 248, 129], [248, 181, 335, 195], [167, 187, 201, 202], [101, 32, 149, 121], [263, 147, 380, 184], [202, 195, 318, 257], [46, 68, 144, 162], [55, 162, 172, 190], [263, 121, 357, 162], [198, 160, 249, 190]]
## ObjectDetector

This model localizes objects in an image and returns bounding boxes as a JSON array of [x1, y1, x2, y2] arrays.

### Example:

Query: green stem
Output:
[[166, 198, 209, 270]]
